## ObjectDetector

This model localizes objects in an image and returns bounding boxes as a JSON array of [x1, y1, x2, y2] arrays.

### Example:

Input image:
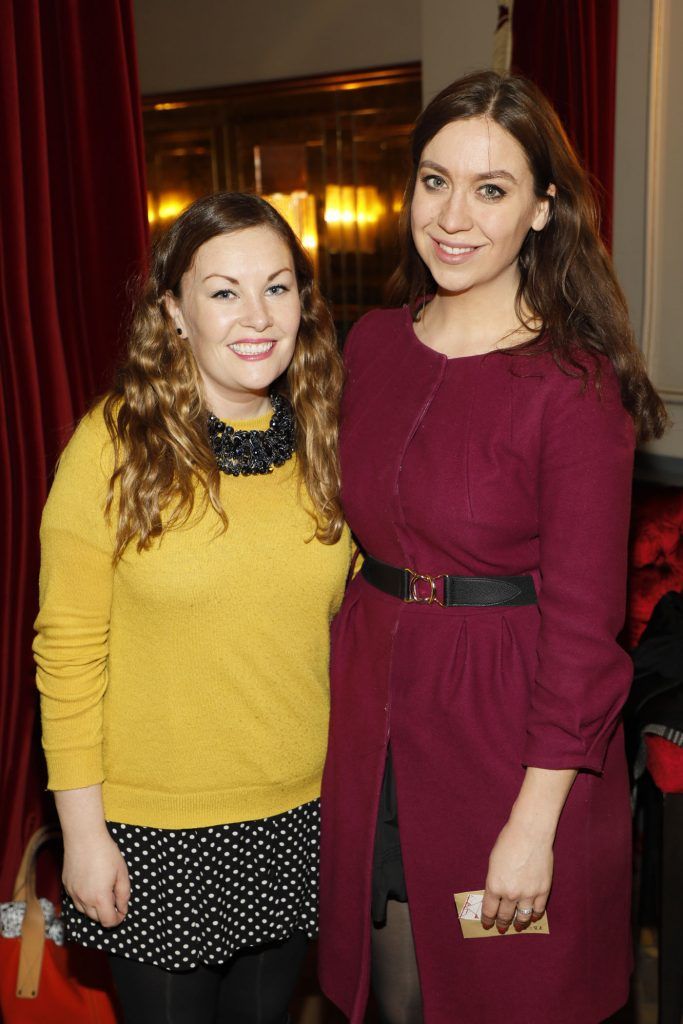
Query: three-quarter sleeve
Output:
[[522, 367, 635, 773], [33, 410, 115, 790]]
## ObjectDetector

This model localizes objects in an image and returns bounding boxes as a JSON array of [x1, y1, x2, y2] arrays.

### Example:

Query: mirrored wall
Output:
[[143, 64, 422, 337]]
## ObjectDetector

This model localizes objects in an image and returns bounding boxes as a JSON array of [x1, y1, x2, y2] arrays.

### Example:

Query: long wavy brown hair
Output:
[[387, 71, 667, 443], [103, 193, 344, 561]]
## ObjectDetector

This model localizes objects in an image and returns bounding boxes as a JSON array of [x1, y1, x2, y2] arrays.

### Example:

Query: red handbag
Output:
[[0, 825, 120, 1022]]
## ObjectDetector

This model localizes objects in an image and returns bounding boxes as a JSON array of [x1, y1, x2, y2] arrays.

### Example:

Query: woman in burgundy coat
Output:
[[318, 72, 666, 1024]]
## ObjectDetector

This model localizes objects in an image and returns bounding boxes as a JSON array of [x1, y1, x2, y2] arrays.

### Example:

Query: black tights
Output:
[[108, 931, 307, 1024], [371, 900, 424, 1024]]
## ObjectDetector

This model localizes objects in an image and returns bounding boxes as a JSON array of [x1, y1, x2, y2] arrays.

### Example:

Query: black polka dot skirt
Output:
[[62, 800, 320, 970]]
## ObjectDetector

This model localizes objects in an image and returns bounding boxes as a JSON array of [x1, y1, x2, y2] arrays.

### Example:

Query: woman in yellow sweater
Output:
[[34, 193, 351, 1023]]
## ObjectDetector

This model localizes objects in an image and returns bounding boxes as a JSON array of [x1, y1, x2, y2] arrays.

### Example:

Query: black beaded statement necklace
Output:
[[206, 393, 295, 476]]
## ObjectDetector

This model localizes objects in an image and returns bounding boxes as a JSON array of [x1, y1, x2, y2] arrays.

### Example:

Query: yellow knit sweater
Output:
[[34, 404, 351, 829]]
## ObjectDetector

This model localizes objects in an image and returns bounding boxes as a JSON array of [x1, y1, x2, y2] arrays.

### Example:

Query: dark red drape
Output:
[[511, 0, 619, 247], [0, 0, 148, 896]]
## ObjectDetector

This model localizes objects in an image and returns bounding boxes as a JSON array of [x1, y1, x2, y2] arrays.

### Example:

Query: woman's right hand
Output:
[[62, 830, 130, 927], [54, 784, 130, 928]]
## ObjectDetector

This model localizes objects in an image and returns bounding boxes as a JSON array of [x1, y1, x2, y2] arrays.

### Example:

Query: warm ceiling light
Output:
[[262, 191, 318, 255], [147, 191, 193, 226], [157, 198, 186, 220], [324, 186, 384, 252]]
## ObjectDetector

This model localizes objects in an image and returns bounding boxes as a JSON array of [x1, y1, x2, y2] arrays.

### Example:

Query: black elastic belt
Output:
[[361, 554, 537, 608]]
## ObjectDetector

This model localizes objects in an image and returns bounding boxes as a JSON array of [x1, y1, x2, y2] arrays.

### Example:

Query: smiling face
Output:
[[410, 116, 552, 304], [165, 225, 301, 421]]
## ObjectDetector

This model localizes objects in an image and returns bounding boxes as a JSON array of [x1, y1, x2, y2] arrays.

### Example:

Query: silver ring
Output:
[[516, 907, 533, 916]]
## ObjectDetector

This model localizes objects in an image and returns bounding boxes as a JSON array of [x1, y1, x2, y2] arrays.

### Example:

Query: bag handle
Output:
[[12, 825, 62, 999]]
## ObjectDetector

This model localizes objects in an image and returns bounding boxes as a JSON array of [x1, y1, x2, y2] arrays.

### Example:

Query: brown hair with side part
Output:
[[103, 192, 344, 561], [387, 70, 666, 443]]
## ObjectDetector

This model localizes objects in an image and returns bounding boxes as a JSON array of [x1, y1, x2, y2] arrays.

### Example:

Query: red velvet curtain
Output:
[[511, 0, 619, 247], [0, 0, 148, 896]]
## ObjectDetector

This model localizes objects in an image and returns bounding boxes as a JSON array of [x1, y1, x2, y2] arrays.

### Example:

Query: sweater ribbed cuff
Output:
[[45, 746, 104, 791]]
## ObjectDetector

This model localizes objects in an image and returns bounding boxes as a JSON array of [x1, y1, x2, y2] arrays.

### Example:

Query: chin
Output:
[[430, 270, 477, 293], [238, 372, 282, 393]]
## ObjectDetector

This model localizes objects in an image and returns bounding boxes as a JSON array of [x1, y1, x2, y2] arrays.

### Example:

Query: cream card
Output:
[[453, 889, 550, 938]]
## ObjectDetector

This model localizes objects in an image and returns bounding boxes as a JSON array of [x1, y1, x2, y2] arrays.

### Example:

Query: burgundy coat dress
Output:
[[318, 307, 636, 1024]]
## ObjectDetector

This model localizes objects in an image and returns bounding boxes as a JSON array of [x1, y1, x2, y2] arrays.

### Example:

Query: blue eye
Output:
[[266, 284, 290, 296], [211, 288, 237, 300], [478, 183, 506, 200]]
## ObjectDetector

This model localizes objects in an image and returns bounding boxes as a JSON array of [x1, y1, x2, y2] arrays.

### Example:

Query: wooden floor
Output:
[[291, 929, 661, 1023]]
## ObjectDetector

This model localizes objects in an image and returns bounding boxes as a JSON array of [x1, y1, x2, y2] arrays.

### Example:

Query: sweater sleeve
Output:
[[33, 409, 116, 790], [522, 367, 635, 773]]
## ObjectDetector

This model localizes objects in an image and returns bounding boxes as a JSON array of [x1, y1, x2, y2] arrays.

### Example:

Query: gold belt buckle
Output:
[[405, 569, 446, 606]]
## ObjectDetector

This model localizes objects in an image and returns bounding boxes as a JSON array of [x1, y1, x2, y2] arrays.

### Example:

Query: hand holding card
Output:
[[453, 890, 550, 939]]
